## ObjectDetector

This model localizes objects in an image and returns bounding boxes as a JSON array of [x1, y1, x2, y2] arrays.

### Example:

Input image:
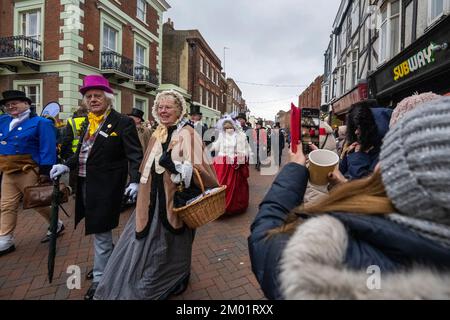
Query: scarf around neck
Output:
[[87, 109, 110, 136]]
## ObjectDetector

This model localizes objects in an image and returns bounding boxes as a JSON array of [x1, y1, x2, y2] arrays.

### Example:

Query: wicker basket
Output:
[[173, 168, 227, 229]]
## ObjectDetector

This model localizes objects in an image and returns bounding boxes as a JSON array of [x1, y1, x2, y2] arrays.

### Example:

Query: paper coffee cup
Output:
[[308, 150, 339, 186]]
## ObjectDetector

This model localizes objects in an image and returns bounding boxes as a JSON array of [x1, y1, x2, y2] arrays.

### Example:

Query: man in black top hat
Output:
[[235, 113, 249, 132], [127, 108, 152, 152], [189, 104, 208, 143]]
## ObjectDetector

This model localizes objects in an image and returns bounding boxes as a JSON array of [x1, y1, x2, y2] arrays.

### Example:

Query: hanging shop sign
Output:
[[393, 43, 436, 81]]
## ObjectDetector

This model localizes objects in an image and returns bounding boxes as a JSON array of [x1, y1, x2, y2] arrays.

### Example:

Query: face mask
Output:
[[225, 128, 235, 134]]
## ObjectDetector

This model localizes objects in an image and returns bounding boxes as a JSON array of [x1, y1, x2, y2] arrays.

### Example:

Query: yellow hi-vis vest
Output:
[[68, 117, 86, 153]]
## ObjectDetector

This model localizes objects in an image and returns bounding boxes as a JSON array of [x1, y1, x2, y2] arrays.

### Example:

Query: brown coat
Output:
[[135, 125, 219, 233], [137, 124, 153, 152]]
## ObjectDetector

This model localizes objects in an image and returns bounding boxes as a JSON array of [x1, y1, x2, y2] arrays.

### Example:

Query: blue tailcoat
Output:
[[0, 114, 57, 169]]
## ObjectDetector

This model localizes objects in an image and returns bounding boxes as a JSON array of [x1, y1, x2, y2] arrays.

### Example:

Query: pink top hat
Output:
[[79, 75, 114, 95]]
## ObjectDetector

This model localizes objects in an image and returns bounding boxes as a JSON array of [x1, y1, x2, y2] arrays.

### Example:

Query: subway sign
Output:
[[393, 43, 436, 81]]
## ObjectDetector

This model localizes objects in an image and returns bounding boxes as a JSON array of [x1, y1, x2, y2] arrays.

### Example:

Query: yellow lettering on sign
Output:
[[402, 61, 410, 77], [394, 66, 400, 81]]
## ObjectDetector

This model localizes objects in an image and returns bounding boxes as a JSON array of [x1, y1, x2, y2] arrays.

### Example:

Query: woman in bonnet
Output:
[[95, 90, 219, 300], [211, 115, 251, 215]]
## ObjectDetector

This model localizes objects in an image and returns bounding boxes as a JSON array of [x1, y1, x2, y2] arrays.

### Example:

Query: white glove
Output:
[[124, 183, 139, 201], [50, 164, 69, 180]]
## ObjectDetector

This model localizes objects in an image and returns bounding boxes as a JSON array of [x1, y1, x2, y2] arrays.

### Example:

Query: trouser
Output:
[[93, 231, 113, 283], [80, 178, 113, 283], [0, 170, 51, 236]]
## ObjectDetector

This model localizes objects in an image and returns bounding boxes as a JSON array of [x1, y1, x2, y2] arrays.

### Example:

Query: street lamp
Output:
[[223, 47, 230, 74]]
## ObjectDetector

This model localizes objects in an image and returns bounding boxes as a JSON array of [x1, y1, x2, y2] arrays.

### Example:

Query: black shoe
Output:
[[84, 282, 99, 300], [0, 244, 15, 257], [40, 224, 65, 243], [86, 269, 94, 280]]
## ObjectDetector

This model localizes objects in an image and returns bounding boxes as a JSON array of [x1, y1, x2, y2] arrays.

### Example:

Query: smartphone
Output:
[[300, 108, 320, 154]]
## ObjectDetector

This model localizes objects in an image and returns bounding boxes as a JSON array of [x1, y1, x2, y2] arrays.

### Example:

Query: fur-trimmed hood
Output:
[[280, 215, 450, 300]]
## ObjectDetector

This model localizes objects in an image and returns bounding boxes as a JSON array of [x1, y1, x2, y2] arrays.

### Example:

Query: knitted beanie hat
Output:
[[380, 97, 450, 226], [389, 92, 441, 128]]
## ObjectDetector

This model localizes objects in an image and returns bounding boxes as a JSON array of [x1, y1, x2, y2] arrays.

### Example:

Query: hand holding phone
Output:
[[300, 108, 320, 155]]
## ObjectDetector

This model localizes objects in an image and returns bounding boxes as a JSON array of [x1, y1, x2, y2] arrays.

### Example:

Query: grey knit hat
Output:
[[380, 97, 450, 226]]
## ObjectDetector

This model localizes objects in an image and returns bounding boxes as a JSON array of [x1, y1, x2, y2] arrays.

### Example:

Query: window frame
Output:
[[14, 79, 43, 115], [133, 94, 149, 120], [378, 0, 402, 65], [136, 0, 147, 23], [100, 13, 123, 55]]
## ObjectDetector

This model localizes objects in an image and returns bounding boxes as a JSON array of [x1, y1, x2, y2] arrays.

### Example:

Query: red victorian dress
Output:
[[212, 131, 250, 215]]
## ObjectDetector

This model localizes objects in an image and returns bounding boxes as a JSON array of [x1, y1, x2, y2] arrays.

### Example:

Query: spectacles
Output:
[[3, 101, 29, 109]]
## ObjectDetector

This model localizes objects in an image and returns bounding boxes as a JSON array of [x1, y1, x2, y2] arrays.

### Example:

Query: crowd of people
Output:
[[1, 73, 449, 300], [249, 92, 450, 299]]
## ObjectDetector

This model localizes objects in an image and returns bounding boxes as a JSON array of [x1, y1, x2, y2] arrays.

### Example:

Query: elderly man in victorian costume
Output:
[[50, 75, 143, 300], [127, 107, 153, 152], [94, 90, 219, 300], [0, 90, 64, 256]]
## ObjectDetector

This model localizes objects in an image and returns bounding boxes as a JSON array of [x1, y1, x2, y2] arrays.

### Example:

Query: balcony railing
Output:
[[101, 51, 134, 77], [134, 65, 159, 87], [0, 36, 42, 61]]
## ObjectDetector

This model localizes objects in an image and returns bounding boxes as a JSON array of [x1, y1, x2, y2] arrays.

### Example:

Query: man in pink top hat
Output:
[[50, 75, 143, 299]]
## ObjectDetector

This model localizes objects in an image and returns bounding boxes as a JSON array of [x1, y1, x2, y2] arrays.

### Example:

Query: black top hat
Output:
[[128, 108, 145, 121], [0, 90, 32, 106], [236, 113, 247, 121], [189, 104, 202, 116]]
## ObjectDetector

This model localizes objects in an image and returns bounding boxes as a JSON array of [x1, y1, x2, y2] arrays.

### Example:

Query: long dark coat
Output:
[[65, 109, 143, 235]]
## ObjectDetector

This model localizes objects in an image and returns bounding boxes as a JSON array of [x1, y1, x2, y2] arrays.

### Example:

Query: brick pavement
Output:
[[0, 154, 286, 300]]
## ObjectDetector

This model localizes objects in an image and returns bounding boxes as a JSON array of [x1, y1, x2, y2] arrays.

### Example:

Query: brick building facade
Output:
[[0, 0, 170, 120], [226, 78, 244, 115], [161, 20, 221, 127], [298, 75, 323, 109]]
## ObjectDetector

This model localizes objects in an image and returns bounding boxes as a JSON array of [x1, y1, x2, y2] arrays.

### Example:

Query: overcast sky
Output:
[[165, 0, 341, 120]]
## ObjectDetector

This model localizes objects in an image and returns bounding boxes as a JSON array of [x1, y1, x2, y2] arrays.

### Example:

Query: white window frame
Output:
[[351, 0, 360, 36], [134, 34, 149, 68], [103, 24, 118, 52], [136, 0, 147, 23], [378, 0, 401, 65], [351, 50, 358, 87], [133, 94, 149, 120], [206, 61, 210, 79], [14, 1, 45, 57], [14, 1, 44, 40], [200, 56, 204, 74], [428, 0, 450, 26], [100, 13, 123, 54], [113, 90, 122, 113], [14, 80, 43, 115], [199, 86, 204, 105]]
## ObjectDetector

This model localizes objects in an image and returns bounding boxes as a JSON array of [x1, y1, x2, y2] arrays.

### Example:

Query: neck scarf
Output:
[[87, 109, 109, 136]]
